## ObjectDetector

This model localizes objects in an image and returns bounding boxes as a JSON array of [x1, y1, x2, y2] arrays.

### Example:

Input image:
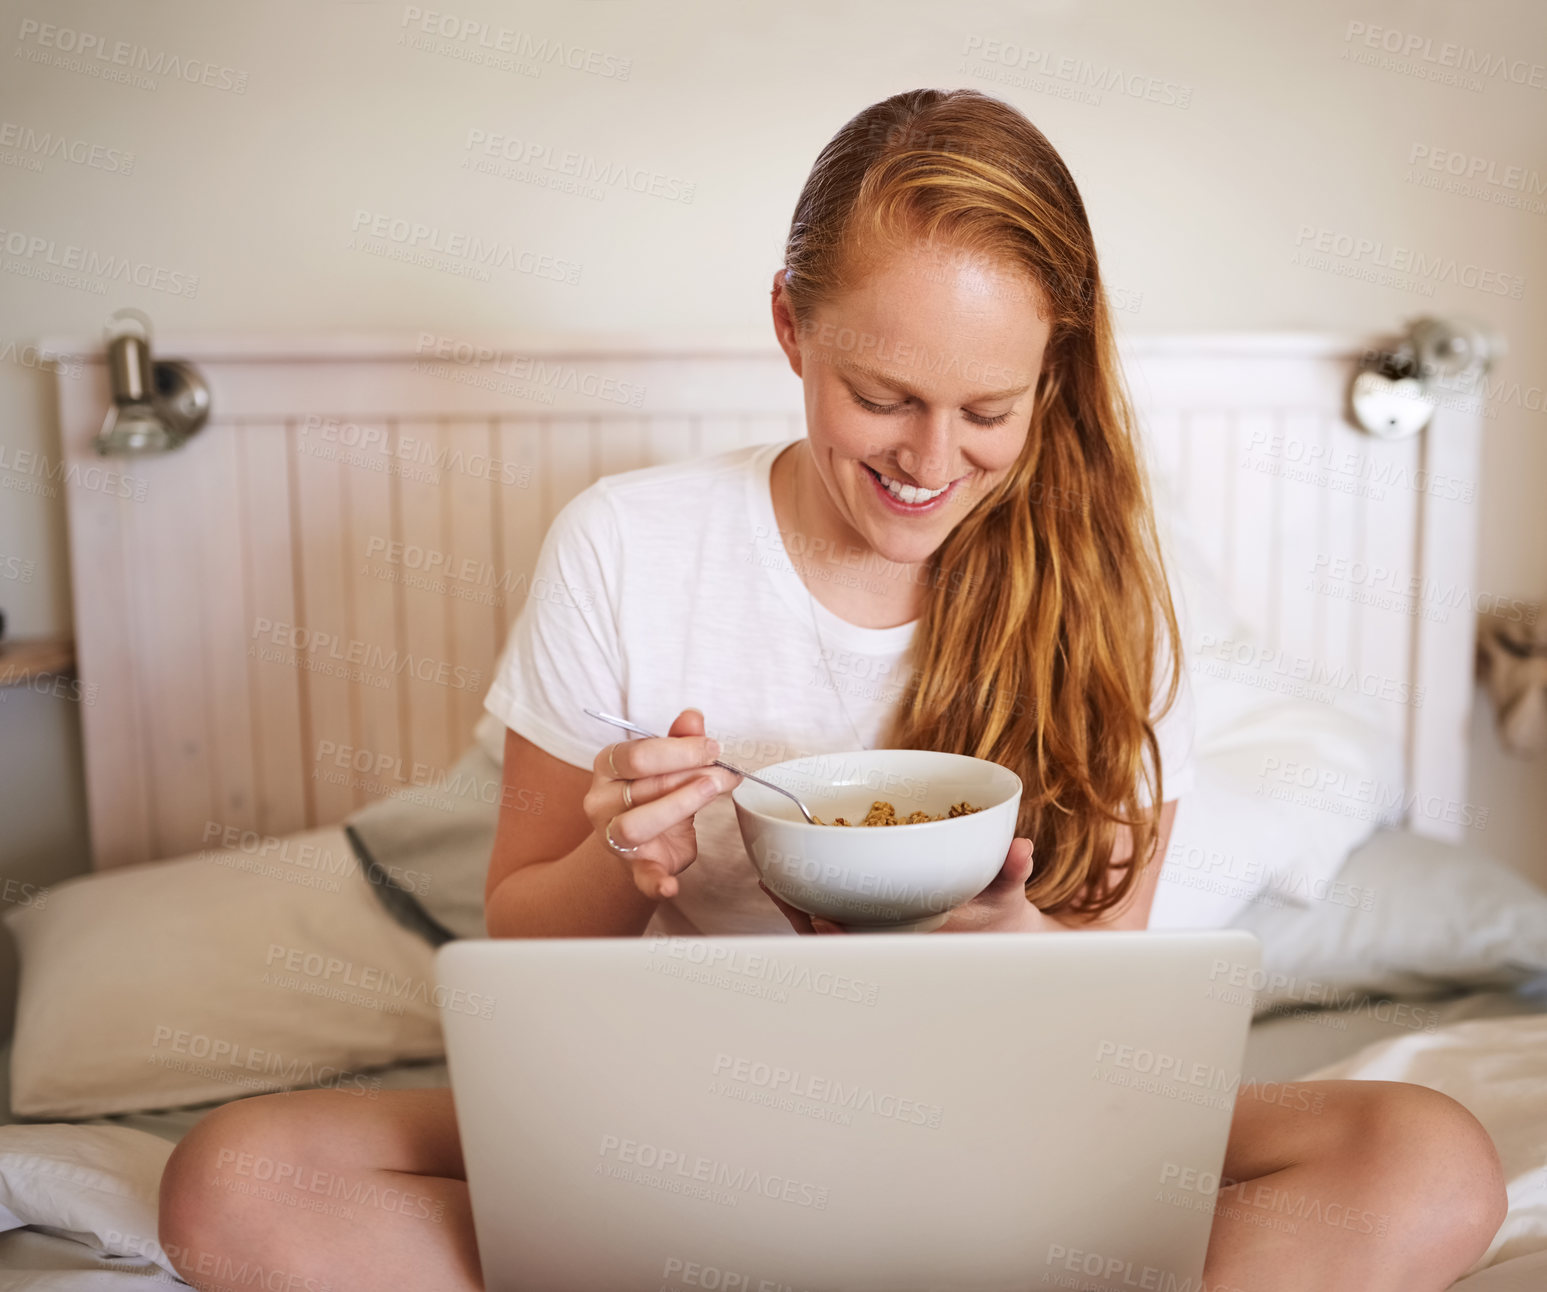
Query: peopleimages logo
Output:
[[597, 1133, 830, 1210], [1342, 21, 1546, 91], [1292, 224, 1524, 298], [1044, 1243, 1245, 1292], [0, 226, 199, 297], [263, 944, 495, 1019], [1307, 553, 1538, 627], [0, 445, 147, 500], [959, 35, 1194, 108], [248, 618, 483, 692], [150, 1025, 382, 1097], [660, 1254, 818, 1292], [399, 6, 632, 80], [302, 414, 533, 486], [644, 937, 882, 1007], [1194, 634, 1424, 708], [0, 121, 134, 173], [1409, 144, 1546, 195], [461, 130, 694, 203], [412, 333, 646, 406], [348, 209, 581, 285], [1242, 423, 1475, 503], [1256, 756, 1489, 831], [710, 1052, 944, 1129], [15, 18, 250, 93]]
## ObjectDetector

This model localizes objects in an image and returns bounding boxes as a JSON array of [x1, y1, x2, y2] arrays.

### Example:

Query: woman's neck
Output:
[[772, 440, 926, 630]]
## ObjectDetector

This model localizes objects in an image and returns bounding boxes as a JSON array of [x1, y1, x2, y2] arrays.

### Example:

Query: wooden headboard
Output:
[[43, 331, 1482, 868]]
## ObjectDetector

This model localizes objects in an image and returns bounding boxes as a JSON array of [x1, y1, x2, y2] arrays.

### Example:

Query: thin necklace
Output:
[[791, 446, 872, 751]]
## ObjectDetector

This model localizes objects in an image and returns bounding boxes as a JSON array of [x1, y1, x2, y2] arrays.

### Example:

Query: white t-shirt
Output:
[[483, 438, 1196, 937]]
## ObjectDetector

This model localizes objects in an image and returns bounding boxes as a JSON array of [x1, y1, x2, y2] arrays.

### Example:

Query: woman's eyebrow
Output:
[[842, 360, 1032, 401]]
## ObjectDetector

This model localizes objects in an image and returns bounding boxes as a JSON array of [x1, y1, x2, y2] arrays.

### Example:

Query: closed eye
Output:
[[849, 390, 1014, 427], [850, 391, 904, 416]]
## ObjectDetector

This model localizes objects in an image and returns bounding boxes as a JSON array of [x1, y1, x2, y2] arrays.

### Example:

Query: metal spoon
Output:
[[582, 708, 821, 825]]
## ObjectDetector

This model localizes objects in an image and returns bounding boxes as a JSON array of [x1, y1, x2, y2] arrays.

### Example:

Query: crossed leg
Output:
[[158, 1078, 1508, 1292], [1200, 1079, 1508, 1292], [159, 1087, 478, 1291]]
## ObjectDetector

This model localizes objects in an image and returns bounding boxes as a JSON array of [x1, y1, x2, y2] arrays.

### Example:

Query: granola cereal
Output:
[[813, 799, 983, 827]]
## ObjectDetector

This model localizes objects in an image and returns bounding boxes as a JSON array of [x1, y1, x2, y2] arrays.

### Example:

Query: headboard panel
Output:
[[47, 333, 1481, 867]]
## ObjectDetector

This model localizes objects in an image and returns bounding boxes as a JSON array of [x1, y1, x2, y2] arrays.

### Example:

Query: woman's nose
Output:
[[892, 415, 957, 487]]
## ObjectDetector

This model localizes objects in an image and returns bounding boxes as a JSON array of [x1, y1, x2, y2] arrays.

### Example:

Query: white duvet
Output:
[[0, 1017, 1543, 1289]]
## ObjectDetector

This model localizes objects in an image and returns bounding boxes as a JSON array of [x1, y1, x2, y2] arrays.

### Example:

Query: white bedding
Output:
[[0, 1124, 176, 1281], [0, 1015, 1543, 1289]]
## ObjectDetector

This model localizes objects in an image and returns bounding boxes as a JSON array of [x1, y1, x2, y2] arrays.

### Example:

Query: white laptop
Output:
[[437, 930, 1261, 1292]]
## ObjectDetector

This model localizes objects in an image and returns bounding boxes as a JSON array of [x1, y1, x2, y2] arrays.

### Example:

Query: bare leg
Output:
[[160, 1078, 1505, 1292], [1202, 1079, 1507, 1292], [159, 1087, 480, 1292]]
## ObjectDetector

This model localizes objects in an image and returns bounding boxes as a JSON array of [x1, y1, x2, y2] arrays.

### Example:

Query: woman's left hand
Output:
[[760, 836, 1056, 934]]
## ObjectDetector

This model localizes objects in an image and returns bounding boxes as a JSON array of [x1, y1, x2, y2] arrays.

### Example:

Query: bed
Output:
[[4, 328, 1544, 1289]]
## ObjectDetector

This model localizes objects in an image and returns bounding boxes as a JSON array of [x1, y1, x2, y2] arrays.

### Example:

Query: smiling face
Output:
[[772, 237, 1053, 574]]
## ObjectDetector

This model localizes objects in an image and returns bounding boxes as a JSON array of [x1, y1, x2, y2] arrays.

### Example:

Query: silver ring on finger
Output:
[[605, 816, 641, 857], [621, 780, 634, 809]]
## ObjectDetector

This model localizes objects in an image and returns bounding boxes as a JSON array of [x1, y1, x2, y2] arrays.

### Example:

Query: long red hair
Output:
[[780, 88, 1181, 919]]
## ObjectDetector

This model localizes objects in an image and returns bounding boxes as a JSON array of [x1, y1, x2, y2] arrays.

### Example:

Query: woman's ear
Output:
[[769, 269, 804, 379]]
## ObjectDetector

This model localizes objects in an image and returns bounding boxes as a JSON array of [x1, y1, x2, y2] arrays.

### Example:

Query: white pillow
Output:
[[1228, 828, 1547, 1015], [4, 829, 446, 1119], [0, 1124, 178, 1276], [1147, 505, 1401, 928], [1149, 696, 1404, 928]]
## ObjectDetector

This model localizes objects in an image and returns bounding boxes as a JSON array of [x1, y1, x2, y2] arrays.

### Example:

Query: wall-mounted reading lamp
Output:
[[1348, 314, 1502, 440], [93, 308, 211, 456]]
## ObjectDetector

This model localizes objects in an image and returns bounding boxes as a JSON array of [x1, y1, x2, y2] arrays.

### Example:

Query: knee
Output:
[[1344, 1081, 1507, 1265], [158, 1091, 314, 1281]]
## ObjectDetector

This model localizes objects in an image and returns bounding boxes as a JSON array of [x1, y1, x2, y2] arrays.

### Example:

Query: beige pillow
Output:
[[4, 829, 445, 1118]]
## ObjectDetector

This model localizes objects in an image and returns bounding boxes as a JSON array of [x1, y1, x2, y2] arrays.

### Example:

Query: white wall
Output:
[[2, 0, 1543, 911]]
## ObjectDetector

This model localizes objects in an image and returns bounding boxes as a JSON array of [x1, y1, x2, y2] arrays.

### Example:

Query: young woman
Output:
[[159, 88, 1506, 1292]]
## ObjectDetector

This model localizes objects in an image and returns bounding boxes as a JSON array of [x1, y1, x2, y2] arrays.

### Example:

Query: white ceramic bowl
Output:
[[732, 749, 1023, 932]]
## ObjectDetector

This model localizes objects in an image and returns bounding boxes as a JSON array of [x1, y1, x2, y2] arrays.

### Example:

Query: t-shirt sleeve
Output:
[[483, 483, 625, 771], [1139, 620, 1197, 807]]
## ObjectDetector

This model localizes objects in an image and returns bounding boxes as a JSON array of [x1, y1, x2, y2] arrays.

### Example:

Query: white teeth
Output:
[[875, 469, 947, 505]]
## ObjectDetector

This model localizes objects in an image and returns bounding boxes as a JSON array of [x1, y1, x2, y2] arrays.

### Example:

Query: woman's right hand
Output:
[[584, 707, 742, 901]]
